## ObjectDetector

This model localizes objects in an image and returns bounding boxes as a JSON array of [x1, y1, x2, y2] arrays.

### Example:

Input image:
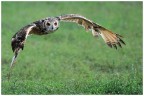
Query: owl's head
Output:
[[41, 17, 59, 33]]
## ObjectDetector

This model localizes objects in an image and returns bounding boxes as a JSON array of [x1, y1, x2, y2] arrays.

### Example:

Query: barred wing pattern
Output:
[[10, 24, 36, 68], [9, 14, 125, 79], [58, 14, 125, 49]]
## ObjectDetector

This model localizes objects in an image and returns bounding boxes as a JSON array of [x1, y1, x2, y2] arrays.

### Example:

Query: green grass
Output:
[[1, 1, 142, 95]]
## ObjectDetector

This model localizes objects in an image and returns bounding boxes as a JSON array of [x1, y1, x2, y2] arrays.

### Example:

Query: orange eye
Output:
[[54, 22, 57, 26], [47, 23, 50, 26]]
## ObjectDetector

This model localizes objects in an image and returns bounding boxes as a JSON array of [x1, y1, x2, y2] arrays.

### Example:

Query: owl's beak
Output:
[[51, 26, 54, 30]]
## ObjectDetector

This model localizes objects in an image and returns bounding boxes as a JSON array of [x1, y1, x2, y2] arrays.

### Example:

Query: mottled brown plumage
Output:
[[10, 14, 125, 71]]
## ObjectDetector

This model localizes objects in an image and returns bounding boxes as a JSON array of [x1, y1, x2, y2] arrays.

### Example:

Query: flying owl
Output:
[[10, 14, 125, 68]]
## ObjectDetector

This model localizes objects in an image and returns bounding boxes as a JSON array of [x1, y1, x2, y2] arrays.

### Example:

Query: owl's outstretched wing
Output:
[[10, 24, 36, 68], [57, 14, 125, 49]]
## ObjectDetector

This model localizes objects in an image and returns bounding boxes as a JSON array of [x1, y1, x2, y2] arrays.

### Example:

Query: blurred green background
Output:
[[1, 1, 142, 95]]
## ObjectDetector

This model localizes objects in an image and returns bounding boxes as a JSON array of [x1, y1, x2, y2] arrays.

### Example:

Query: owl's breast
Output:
[[30, 26, 56, 35]]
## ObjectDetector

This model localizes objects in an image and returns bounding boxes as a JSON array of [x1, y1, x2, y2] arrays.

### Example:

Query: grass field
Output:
[[1, 1, 143, 95]]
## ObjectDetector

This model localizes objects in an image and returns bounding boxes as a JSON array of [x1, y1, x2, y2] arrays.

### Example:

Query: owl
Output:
[[10, 14, 125, 68]]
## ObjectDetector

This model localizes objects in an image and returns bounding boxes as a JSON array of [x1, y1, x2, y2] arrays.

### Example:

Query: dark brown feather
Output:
[[107, 42, 112, 48]]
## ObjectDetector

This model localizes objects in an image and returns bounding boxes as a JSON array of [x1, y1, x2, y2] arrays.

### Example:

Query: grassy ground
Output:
[[1, 1, 142, 95]]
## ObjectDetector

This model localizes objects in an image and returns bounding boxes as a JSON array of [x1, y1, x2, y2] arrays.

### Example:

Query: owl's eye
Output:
[[54, 22, 57, 26], [47, 22, 50, 26]]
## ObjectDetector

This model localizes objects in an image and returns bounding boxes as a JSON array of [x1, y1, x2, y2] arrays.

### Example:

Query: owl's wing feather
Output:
[[10, 24, 36, 68], [58, 14, 94, 31], [58, 14, 125, 49]]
